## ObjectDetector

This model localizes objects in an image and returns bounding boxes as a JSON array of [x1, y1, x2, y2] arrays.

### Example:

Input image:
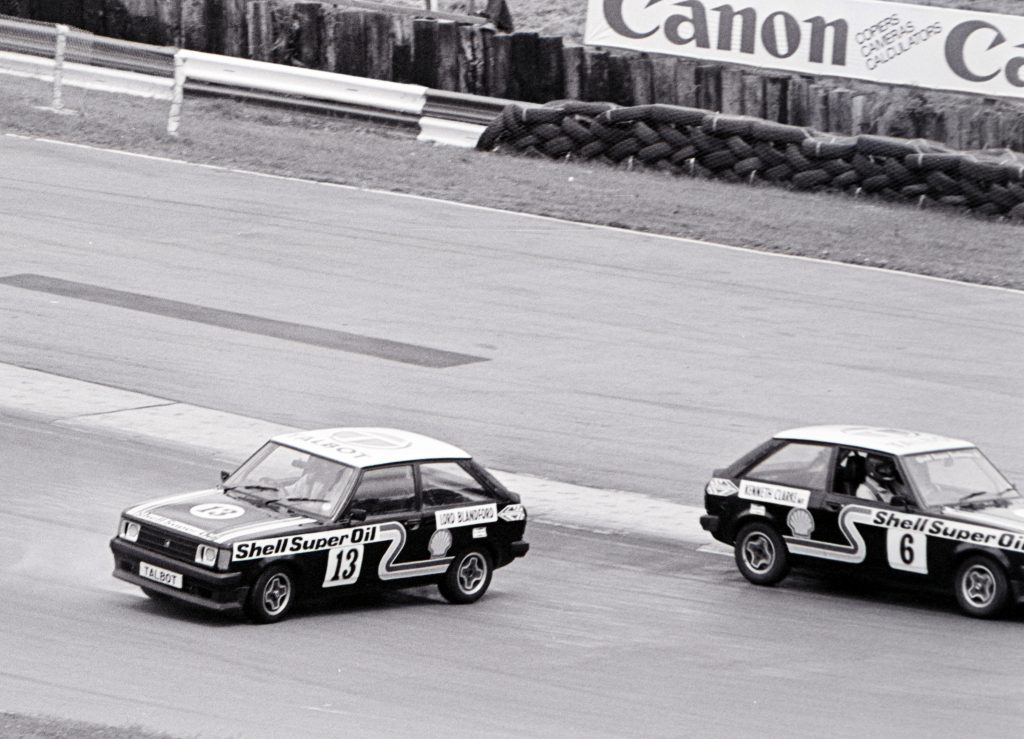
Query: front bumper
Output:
[[110, 537, 247, 612]]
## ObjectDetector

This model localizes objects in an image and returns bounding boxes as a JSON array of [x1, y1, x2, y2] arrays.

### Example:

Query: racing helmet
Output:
[[866, 456, 896, 482]]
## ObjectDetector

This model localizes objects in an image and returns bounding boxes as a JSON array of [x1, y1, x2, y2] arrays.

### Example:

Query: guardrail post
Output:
[[52, 24, 69, 111], [167, 51, 186, 137]]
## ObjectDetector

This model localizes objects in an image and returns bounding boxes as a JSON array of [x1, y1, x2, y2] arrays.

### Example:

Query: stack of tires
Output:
[[478, 102, 1024, 220]]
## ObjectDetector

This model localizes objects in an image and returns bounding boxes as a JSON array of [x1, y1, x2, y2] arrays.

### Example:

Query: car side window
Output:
[[419, 462, 494, 508], [833, 449, 907, 504], [744, 442, 831, 490], [349, 465, 417, 517]]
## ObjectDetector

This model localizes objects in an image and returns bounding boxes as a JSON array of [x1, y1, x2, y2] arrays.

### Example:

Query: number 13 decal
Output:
[[886, 530, 928, 574], [323, 544, 364, 588]]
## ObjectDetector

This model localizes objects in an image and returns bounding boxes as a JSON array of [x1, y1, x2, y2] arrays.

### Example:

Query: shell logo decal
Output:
[[787, 508, 815, 538], [428, 529, 453, 558]]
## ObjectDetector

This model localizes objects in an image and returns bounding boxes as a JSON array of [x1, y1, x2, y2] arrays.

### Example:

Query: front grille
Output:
[[136, 525, 197, 563]]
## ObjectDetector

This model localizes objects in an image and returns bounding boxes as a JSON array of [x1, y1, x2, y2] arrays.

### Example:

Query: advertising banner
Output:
[[584, 0, 1024, 99]]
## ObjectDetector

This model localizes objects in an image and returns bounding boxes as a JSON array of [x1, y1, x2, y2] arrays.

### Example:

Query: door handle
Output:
[[403, 519, 421, 530], [825, 502, 843, 511]]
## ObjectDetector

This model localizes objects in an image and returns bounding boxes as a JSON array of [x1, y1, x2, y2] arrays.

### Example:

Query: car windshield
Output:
[[223, 442, 357, 517], [902, 448, 1017, 508]]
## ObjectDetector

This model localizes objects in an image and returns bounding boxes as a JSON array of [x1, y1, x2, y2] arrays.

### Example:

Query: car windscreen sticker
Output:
[[739, 480, 810, 509], [435, 503, 498, 530]]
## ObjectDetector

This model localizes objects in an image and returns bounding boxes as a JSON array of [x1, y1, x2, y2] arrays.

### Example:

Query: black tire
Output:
[[750, 120, 807, 144], [439, 548, 493, 604], [953, 556, 1009, 619], [734, 523, 789, 586], [637, 142, 673, 163], [245, 566, 297, 624], [791, 169, 831, 190], [633, 121, 661, 146], [523, 107, 565, 125], [542, 135, 574, 158], [562, 117, 595, 144], [856, 134, 919, 159], [606, 137, 641, 162]]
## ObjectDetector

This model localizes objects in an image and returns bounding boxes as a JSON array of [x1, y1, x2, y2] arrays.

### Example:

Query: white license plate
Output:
[[139, 561, 183, 590]]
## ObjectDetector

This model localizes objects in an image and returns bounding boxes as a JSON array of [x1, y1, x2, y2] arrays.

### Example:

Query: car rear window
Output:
[[743, 442, 832, 490]]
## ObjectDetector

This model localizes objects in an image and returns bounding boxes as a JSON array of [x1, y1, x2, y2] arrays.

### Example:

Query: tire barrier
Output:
[[477, 102, 1024, 221]]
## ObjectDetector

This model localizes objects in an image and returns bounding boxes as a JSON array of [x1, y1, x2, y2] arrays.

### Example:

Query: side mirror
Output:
[[220, 470, 230, 482], [348, 508, 367, 522]]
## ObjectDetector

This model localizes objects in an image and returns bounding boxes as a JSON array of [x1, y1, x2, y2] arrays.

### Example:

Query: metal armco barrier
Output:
[[178, 50, 428, 116], [477, 103, 1024, 221], [0, 14, 499, 147], [0, 50, 175, 99]]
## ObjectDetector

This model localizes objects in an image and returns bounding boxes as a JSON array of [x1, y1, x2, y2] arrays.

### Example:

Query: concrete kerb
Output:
[[0, 362, 712, 546]]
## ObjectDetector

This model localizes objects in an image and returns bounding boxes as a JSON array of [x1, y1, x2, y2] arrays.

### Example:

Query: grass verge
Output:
[[1, 74, 1022, 291]]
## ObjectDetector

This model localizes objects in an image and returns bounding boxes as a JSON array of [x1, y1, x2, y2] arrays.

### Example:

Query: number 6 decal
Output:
[[323, 544, 364, 588], [886, 529, 928, 574]]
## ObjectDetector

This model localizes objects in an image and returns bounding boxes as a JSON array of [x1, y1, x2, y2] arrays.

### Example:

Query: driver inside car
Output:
[[281, 456, 346, 510], [856, 455, 904, 503]]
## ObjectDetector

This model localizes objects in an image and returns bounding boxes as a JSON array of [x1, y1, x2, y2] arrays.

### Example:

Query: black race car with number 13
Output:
[[111, 428, 529, 623]]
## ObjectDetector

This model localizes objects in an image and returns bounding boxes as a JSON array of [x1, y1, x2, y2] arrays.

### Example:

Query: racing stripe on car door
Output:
[[375, 522, 452, 581]]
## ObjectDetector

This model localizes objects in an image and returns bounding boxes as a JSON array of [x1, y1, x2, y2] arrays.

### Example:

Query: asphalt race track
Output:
[[2, 134, 1024, 737], [2, 414, 1023, 738], [2, 135, 1022, 501]]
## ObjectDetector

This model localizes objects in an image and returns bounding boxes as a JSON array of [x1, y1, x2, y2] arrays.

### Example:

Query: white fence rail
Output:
[[0, 14, 493, 148], [178, 50, 428, 115]]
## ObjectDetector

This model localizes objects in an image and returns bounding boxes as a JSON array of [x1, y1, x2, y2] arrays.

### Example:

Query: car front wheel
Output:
[[734, 522, 789, 586], [954, 555, 1009, 619], [245, 566, 297, 624], [439, 548, 493, 604]]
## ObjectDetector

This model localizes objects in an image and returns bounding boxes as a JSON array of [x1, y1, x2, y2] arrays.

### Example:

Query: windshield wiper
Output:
[[224, 484, 279, 493], [222, 484, 280, 506], [956, 490, 996, 508]]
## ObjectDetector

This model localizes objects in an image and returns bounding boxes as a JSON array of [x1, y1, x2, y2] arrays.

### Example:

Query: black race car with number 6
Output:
[[701, 426, 1023, 618], [111, 428, 529, 623]]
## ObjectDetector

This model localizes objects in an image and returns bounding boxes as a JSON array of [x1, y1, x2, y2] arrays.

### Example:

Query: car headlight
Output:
[[119, 519, 140, 542], [195, 544, 218, 567]]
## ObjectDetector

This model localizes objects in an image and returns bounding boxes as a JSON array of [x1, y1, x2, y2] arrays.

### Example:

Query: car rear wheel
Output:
[[439, 548, 493, 604], [734, 522, 789, 586], [954, 555, 1009, 619], [245, 566, 296, 624]]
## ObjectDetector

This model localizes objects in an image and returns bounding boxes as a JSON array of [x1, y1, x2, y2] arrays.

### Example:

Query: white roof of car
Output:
[[271, 427, 471, 468], [775, 425, 975, 456]]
